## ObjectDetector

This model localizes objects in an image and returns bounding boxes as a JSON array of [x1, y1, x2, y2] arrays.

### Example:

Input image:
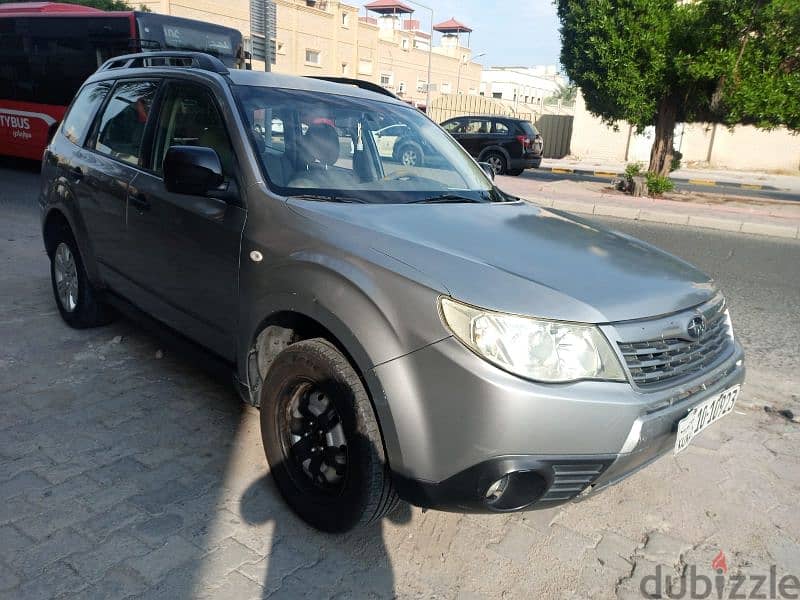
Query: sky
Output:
[[401, 0, 563, 69]]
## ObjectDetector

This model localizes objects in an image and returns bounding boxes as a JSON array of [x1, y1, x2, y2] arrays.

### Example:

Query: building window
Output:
[[305, 49, 321, 65], [341, 11, 349, 27], [358, 58, 373, 75], [276, 41, 285, 55], [341, 62, 349, 75], [492, 92, 502, 99], [441, 82, 452, 95], [398, 81, 406, 94], [401, 38, 409, 50], [380, 73, 393, 87], [416, 79, 427, 93]]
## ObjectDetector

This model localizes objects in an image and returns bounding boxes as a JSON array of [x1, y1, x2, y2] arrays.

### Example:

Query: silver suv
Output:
[[40, 52, 745, 532]]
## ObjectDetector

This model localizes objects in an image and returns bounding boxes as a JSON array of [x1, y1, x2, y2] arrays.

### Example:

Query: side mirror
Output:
[[478, 161, 495, 181], [164, 146, 224, 196]]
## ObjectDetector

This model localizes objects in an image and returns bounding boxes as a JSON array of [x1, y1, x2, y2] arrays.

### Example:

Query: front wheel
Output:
[[507, 168, 524, 176], [260, 338, 399, 532]]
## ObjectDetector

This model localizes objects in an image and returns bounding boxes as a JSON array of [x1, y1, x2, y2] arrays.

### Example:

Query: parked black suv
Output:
[[441, 115, 543, 175]]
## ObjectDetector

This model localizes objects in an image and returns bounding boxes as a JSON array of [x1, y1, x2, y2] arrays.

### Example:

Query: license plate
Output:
[[674, 385, 740, 454]]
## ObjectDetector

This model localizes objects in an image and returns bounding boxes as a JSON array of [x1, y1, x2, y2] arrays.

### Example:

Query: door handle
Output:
[[128, 191, 150, 212], [67, 166, 83, 181]]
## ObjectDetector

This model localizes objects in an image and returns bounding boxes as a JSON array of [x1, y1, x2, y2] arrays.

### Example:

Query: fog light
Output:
[[484, 476, 509, 504]]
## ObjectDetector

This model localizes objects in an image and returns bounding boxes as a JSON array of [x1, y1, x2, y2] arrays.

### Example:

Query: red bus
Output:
[[0, 2, 246, 160]]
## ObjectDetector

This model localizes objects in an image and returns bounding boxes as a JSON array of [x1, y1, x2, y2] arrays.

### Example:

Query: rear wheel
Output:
[[483, 152, 507, 175], [260, 338, 399, 532], [397, 141, 423, 167], [49, 230, 114, 328]]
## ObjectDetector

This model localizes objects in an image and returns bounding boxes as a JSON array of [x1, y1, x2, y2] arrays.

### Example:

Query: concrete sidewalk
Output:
[[540, 157, 800, 193], [496, 176, 800, 239]]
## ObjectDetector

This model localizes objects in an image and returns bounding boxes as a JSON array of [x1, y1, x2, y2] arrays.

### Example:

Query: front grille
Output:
[[618, 303, 734, 388], [539, 463, 607, 502]]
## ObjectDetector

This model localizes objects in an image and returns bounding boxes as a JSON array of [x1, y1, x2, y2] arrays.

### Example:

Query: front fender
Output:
[[237, 250, 449, 479]]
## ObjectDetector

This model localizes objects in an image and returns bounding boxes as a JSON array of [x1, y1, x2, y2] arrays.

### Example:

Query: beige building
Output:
[[570, 90, 800, 172], [139, 0, 482, 109]]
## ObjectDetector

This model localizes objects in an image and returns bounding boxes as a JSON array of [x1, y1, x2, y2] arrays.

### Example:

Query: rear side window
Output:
[[493, 121, 510, 134], [61, 81, 113, 146], [92, 80, 160, 166], [519, 121, 540, 136]]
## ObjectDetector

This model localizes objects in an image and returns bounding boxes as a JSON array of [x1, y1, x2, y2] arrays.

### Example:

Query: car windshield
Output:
[[234, 85, 501, 204]]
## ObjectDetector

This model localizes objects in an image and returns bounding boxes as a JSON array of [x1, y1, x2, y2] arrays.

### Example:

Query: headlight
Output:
[[439, 297, 626, 383]]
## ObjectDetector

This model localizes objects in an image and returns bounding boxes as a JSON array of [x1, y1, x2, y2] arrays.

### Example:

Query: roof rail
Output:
[[98, 51, 229, 75], [304, 76, 398, 100]]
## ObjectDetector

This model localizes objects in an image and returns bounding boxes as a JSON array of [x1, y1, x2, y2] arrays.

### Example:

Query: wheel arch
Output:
[[42, 208, 72, 257], [477, 145, 511, 164], [41, 205, 103, 287], [242, 304, 405, 479]]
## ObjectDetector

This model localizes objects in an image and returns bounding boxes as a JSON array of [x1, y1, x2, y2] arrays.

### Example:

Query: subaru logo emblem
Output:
[[687, 315, 707, 340]]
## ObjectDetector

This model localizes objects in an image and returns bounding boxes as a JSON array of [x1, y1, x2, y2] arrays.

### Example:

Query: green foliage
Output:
[[547, 83, 578, 104], [670, 149, 682, 172], [692, 0, 800, 131], [645, 171, 675, 195], [0, 0, 135, 9], [557, 0, 800, 171], [624, 162, 643, 179]]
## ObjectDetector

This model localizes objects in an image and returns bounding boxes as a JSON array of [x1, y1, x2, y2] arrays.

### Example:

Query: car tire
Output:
[[49, 229, 114, 329], [397, 141, 424, 167], [507, 168, 524, 176], [483, 151, 507, 176], [260, 338, 400, 532]]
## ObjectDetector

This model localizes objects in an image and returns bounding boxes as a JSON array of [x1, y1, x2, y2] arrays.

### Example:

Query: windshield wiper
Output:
[[408, 193, 486, 204], [287, 194, 365, 204]]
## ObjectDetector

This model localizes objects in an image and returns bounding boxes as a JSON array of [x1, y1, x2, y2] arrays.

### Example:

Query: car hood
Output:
[[287, 199, 716, 323]]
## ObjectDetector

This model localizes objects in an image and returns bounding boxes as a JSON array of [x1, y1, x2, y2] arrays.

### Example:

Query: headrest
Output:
[[301, 123, 340, 166]]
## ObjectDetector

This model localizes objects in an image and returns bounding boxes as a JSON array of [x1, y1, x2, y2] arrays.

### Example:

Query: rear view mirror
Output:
[[479, 161, 495, 181], [164, 146, 224, 196]]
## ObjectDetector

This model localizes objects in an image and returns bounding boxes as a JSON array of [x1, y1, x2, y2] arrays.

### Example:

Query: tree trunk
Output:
[[648, 99, 677, 177]]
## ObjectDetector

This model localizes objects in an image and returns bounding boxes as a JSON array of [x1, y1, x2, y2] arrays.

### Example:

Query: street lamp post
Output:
[[404, 0, 433, 110], [457, 51, 485, 95]]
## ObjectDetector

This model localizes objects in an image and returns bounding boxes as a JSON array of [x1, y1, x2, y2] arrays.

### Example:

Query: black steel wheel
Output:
[[260, 338, 399, 532]]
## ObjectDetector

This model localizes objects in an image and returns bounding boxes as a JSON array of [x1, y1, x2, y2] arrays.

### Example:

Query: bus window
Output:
[[135, 12, 242, 68]]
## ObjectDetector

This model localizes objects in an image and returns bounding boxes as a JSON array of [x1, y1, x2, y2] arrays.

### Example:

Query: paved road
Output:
[[521, 169, 800, 202], [1, 165, 798, 599]]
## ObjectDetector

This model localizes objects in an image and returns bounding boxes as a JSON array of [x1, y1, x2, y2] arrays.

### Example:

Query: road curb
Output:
[[545, 199, 800, 240], [538, 166, 775, 191]]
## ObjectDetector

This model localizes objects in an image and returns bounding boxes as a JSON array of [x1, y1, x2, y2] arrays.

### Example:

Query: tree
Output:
[[0, 0, 134, 9], [557, 0, 800, 176], [547, 82, 578, 104]]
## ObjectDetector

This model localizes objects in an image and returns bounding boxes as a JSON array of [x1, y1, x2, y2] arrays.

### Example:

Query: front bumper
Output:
[[375, 336, 745, 513]]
